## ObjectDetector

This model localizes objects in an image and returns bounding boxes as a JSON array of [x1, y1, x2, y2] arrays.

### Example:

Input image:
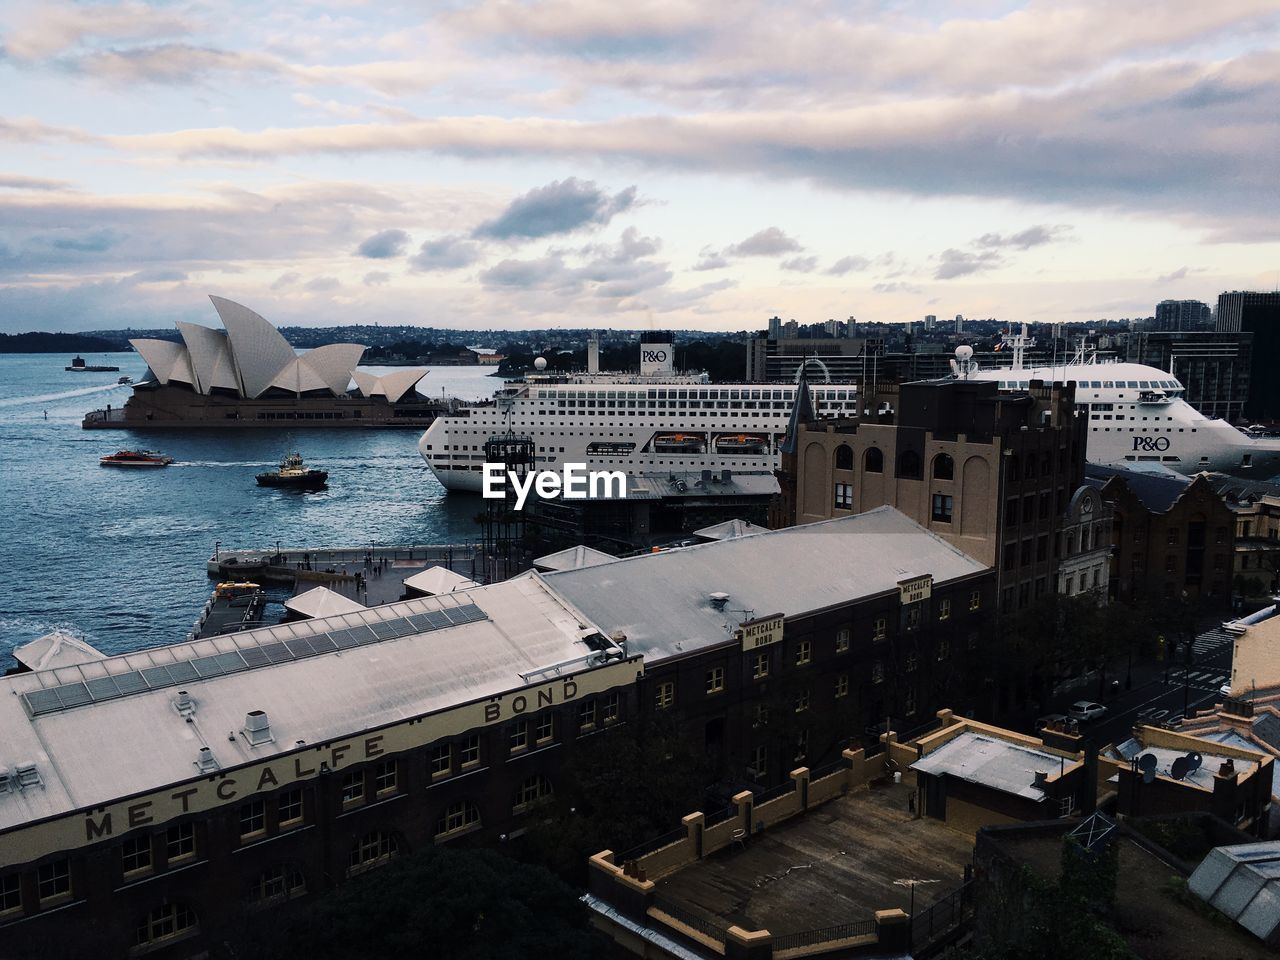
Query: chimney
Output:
[[709, 592, 730, 610], [242, 710, 274, 746], [1033, 770, 1049, 790], [196, 747, 219, 773], [174, 690, 195, 717], [1216, 758, 1237, 780]]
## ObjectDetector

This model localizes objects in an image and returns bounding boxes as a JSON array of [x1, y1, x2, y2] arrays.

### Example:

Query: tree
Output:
[[230, 846, 600, 960]]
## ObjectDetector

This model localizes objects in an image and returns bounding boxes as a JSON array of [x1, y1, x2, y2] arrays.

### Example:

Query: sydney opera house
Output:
[[83, 297, 446, 429]]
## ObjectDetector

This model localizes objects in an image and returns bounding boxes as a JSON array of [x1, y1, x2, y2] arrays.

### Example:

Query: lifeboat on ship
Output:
[[652, 433, 707, 454], [714, 434, 769, 454]]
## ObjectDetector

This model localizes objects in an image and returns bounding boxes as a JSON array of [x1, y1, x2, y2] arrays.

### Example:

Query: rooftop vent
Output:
[[14, 762, 42, 789], [1032, 770, 1049, 789], [196, 747, 219, 773], [174, 690, 195, 718], [242, 710, 274, 746], [709, 592, 730, 610]]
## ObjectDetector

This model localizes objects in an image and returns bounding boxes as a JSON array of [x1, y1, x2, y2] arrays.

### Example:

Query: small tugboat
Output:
[[100, 449, 174, 467], [256, 452, 328, 490], [117, 375, 132, 384], [66, 355, 120, 372]]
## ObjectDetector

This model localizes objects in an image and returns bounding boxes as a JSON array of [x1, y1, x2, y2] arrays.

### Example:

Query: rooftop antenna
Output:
[[950, 345, 975, 380]]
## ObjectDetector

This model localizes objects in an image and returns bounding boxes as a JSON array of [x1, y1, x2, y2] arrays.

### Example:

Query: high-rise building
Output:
[[767, 315, 782, 339], [925, 314, 937, 331], [1216, 291, 1280, 421], [1126, 331, 1253, 422], [955, 314, 964, 334], [1154, 300, 1211, 331]]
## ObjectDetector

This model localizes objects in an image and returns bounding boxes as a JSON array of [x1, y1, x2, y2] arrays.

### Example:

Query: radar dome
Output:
[[533, 356, 548, 371], [955, 345, 974, 361]]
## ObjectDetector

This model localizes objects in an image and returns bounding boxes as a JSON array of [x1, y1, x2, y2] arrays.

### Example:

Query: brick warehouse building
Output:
[[0, 510, 993, 958], [775, 376, 1093, 615]]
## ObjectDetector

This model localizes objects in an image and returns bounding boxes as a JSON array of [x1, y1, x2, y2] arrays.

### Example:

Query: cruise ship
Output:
[[418, 336, 859, 492], [961, 331, 1280, 476]]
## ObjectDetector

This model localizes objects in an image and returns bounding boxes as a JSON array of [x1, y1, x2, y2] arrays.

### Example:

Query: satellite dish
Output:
[[1137, 753, 1158, 784], [1171, 756, 1189, 781], [1186, 752, 1202, 773], [533, 356, 548, 371], [955, 345, 974, 361]]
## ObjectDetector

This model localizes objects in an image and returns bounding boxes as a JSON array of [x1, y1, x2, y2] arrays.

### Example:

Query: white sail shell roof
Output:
[[131, 338, 195, 387], [176, 321, 238, 393], [303, 343, 365, 395], [352, 368, 427, 403], [210, 295, 298, 398]]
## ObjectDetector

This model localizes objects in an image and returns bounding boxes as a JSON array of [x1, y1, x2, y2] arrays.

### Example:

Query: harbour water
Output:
[[0, 353, 497, 667]]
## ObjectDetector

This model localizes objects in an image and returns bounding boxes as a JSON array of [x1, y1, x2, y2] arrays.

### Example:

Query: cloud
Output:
[[693, 246, 729, 270], [409, 235, 482, 271], [478, 228, 671, 300], [1158, 266, 1191, 282], [826, 255, 871, 276], [974, 224, 1073, 249], [356, 228, 410, 259], [127, 267, 186, 284], [49, 229, 121, 252], [726, 227, 803, 257], [271, 272, 301, 290], [873, 281, 924, 294], [934, 248, 1003, 280], [363, 271, 391, 286], [473, 178, 637, 241], [304, 276, 341, 292], [781, 255, 818, 273], [2, 1, 194, 60], [0, 174, 73, 191]]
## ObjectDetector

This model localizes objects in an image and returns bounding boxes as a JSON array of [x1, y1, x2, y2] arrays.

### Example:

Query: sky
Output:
[[1, 0, 1278, 333]]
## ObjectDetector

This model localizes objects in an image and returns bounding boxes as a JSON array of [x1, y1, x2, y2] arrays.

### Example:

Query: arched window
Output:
[[435, 800, 481, 839], [1065, 532, 1076, 556], [897, 450, 922, 480], [1008, 454, 1020, 480], [347, 831, 400, 875], [247, 864, 306, 906], [835, 444, 854, 471], [932, 454, 954, 480], [134, 902, 198, 948], [864, 447, 884, 473], [515, 774, 553, 810]]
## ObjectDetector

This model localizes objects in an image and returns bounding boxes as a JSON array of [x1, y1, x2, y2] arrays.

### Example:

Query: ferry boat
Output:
[[256, 453, 328, 490], [66, 355, 120, 373], [99, 449, 173, 467], [960, 329, 1280, 475], [417, 339, 860, 493]]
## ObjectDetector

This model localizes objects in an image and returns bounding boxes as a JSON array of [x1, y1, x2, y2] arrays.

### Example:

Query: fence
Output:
[[703, 803, 737, 827], [617, 827, 686, 865], [810, 756, 851, 780], [754, 779, 796, 805], [772, 918, 877, 951], [651, 895, 727, 943], [911, 881, 972, 950]]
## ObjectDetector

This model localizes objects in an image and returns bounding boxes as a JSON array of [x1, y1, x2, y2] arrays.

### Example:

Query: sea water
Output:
[[0, 353, 495, 666]]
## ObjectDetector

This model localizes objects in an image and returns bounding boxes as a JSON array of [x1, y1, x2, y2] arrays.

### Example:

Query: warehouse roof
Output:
[[910, 730, 1067, 801]]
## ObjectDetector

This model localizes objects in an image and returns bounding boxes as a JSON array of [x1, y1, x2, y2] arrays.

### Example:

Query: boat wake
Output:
[[0, 381, 127, 409]]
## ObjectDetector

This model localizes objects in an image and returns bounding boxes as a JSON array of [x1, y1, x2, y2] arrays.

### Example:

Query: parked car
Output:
[[1069, 700, 1107, 721], [1035, 714, 1079, 734]]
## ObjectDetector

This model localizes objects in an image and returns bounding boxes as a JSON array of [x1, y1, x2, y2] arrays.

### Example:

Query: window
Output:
[[431, 743, 452, 777], [165, 823, 195, 863], [836, 627, 850, 652], [133, 903, 197, 948], [750, 745, 768, 778], [753, 703, 769, 728], [1167, 529, 1179, 545], [865, 447, 883, 473], [795, 640, 812, 665], [341, 770, 365, 805], [794, 690, 810, 713], [752, 651, 769, 679], [795, 730, 809, 763], [0, 874, 19, 915], [937, 637, 950, 661], [897, 449, 922, 479], [603, 692, 620, 724], [239, 799, 266, 839], [373, 759, 398, 795], [459, 734, 481, 767], [655, 681, 675, 709], [516, 774, 553, 808], [1165, 555, 1177, 573], [969, 590, 981, 611], [938, 599, 951, 621], [904, 687, 917, 715], [435, 801, 481, 838], [706, 667, 725, 694], [873, 616, 887, 641], [872, 661, 885, 684], [348, 831, 400, 872], [534, 713, 554, 744], [905, 651, 918, 673], [834, 482, 853, 509], [121, 836, 152, 875], [1065, 574, 1075, 594], [278, 788, 303, 827], [931, 493, 953, 523], [578, 699, 597, 730], [248, 865, 305, 905], [835, 673, 849, 698], [906, 607, 922, 629], [37, 860, 70, 903], [835, 444, 854, 470], [932, 453, 954, 480], [510, 719, 530, 751]]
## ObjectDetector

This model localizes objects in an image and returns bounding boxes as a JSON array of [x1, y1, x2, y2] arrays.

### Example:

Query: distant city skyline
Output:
[[1, 1, 1278, 332]]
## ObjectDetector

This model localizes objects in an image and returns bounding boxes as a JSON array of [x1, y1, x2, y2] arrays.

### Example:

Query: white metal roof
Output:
[[910, 730, 1064, 801], [402, 566, 479, 595], [693, 518, 764, 541], [0, 577, 606, 832], [532, 545, 619, 573], [541, 507, 987, 663], [282, 586, 367, 619], [1188, 842, 1280, 942]]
